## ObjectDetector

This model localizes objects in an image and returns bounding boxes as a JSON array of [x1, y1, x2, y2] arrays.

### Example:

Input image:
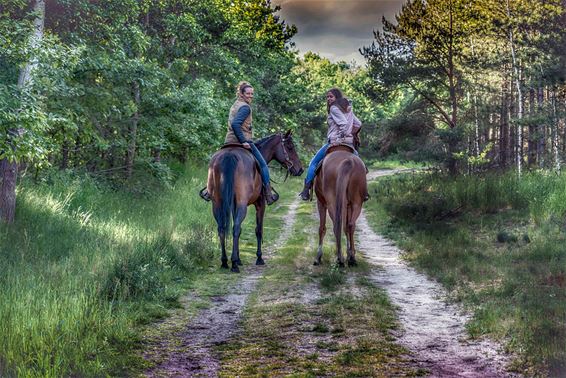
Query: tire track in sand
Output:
[[143, 198, 300, 377]]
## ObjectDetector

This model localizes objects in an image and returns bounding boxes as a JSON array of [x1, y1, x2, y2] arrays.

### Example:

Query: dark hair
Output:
[[326, 88, 344, 113], [336, 97, 350, 113]]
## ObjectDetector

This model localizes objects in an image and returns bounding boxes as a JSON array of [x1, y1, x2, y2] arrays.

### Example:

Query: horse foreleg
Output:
[[314, 200, 327, 266], [213, 206, 229, 269], [255, 201, 266, 265], [231, 205, 248, 273]]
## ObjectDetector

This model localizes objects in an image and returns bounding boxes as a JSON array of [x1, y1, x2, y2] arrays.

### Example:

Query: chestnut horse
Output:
[[313, 145, 368, 267], [206, 130, 303, 272]]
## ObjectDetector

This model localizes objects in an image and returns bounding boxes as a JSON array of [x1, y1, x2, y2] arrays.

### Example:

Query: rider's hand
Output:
[[242, 142, 251, 149]]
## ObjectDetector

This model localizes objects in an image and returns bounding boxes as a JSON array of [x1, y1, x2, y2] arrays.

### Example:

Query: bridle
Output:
[[279, 133, 295, 181]]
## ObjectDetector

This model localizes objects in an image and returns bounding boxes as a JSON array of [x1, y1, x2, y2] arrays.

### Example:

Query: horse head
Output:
[[274, 130, 304, 177]]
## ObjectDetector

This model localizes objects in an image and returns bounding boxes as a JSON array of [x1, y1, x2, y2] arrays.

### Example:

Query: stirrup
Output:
[[199, 187, 211, 202], [265, 186, 279, 205]]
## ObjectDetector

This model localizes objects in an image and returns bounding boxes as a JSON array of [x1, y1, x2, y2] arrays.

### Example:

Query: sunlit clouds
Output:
[[273, 0, 406, 64]]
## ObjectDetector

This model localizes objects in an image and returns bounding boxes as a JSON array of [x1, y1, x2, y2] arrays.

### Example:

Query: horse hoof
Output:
[[231, 266, 240, 273], [337, 262, 345, 268], [256, 258, 265, 265], [236, 259, 243, 266], [221, 263, 229, 269], [313, 261, 320, 266], [347, 259, 357, 267]]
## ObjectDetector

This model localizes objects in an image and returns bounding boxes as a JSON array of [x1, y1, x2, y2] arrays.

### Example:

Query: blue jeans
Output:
[[305, 143, 359, 185], [250, 143, 270, 188], [305, 144, 329, 184]]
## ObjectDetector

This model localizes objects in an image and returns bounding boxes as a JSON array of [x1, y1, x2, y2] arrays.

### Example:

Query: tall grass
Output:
[[372, 170, 566, 223], [366, 170, 566, 375], [0, 165, 216, 376]]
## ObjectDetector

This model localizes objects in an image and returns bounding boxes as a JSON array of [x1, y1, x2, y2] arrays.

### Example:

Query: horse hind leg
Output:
[[213, 206, 229, 269], [314, 200, 327, 266], [231, 204, 248, 273], [333, 213, 345, 268], [346, 204, 362, 267], [255, 201, 266, 265]]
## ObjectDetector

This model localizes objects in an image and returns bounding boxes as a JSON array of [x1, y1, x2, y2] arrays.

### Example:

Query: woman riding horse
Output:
[[298, 88, 363, 200], [200, 81, 304, 272], [200, 81, 279, 205]]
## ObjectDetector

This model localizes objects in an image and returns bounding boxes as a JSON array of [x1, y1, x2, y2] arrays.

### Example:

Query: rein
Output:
[[279, 133, 294, 182]]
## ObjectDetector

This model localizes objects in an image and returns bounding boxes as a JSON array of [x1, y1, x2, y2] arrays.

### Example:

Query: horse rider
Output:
[[200, 81, 279, 205], [298, 88, 363, 201]]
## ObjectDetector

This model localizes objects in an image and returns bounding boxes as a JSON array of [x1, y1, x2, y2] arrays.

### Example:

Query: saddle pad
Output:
[[221, 143, 247, 149]]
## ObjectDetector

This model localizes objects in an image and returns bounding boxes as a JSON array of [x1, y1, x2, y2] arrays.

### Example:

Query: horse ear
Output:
[[285, 129, 292, 138]]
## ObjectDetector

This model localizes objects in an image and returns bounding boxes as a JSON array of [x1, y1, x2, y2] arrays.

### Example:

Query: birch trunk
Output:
[[0, 0, 45, 223]]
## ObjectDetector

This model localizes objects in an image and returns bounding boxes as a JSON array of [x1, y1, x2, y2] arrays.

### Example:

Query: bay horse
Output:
[[313, 145, 368, 267], [206, 130, 303, 273]]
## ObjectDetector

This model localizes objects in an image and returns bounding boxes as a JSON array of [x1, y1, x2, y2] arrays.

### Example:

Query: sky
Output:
[[272, 0, 407, 65]]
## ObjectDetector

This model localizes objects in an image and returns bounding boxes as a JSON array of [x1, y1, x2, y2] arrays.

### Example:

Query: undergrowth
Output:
[[0, 164, 216, 377]]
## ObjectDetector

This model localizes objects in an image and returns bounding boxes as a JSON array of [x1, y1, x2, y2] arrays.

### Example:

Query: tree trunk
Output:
[[0, 160, 18, 223], [0, 0, 45, 223], [499, 78, 510, 168], [552, 87, 560, 171], [528, 87, 536, 167], [537, 85, 545, 167], [125, 81, 140, 178], [506, 0, 523, 177], [60, 140, 69, 170]]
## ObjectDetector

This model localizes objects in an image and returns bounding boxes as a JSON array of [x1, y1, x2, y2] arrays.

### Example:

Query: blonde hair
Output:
[[236, 81, 253, 97]]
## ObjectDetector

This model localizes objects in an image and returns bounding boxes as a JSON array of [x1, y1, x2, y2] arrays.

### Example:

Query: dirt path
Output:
[[143, 199, 300, 377], [360, 170, 515, 377]]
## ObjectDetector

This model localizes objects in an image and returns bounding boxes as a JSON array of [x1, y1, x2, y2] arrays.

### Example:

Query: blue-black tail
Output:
[[218, 154, 239, 237]]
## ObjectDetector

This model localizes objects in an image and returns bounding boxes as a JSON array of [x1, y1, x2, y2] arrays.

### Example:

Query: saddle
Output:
[[219, 143, 260, 172], [314, 144, 356, 175]]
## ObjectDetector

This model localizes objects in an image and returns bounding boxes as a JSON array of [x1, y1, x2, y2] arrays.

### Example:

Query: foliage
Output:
[[362, 0, 566, 173]]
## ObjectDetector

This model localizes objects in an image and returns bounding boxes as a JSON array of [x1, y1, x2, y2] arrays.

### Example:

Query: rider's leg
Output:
[[299, 143, 329, 200], [249, 143, 279, 205]]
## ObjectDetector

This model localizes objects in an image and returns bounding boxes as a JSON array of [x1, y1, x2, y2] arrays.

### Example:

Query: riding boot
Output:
[[199, 187, 211, 202], [298, 180, 312, 201], [264, 184, 279, 205]]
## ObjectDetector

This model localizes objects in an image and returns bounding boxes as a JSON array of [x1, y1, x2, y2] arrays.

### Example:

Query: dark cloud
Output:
[[273, 0, 406, 64]]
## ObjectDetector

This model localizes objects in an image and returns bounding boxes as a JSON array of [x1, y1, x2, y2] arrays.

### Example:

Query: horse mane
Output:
[[254, 133, 279, 148]]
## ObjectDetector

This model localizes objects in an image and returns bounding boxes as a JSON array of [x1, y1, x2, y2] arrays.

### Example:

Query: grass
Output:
[[217, 199, 419, 377], [367, 158, 427, 171], [0, 162, 264, 377], [364, 170, 566, 376]]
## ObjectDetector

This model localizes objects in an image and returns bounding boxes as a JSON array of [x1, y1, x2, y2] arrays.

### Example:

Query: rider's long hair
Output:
[[326, 87, 344, 113]]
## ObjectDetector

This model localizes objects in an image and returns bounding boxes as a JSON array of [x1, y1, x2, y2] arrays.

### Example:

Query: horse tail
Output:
[[334, 159, 353, 248], [219, 154, 239, 236]]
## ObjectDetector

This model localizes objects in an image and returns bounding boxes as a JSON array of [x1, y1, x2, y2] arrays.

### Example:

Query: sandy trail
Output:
[[359, 170, 515, 377], [144, 199, 300, 377]]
